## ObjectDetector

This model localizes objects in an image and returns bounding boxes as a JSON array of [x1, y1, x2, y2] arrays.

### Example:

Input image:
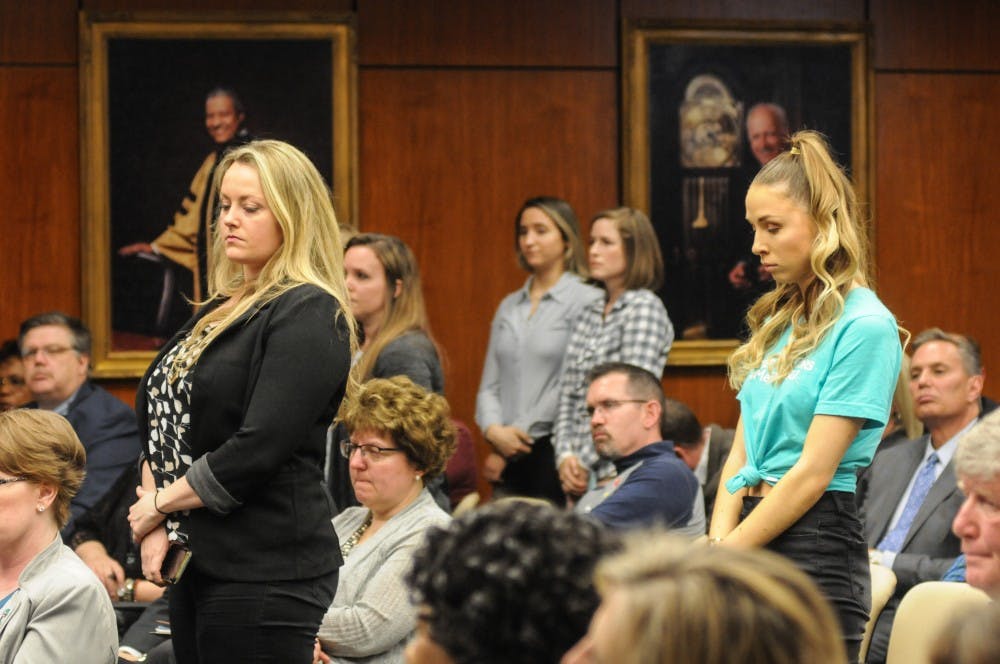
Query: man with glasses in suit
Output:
[[19, 311, 140, 537]]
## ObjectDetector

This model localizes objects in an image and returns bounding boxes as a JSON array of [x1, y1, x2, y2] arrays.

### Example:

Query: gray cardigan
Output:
[[0, 534, 118, 663], [319, 489, 450, 663]]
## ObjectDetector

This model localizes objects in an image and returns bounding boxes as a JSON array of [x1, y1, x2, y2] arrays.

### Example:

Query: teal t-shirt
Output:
[[727, 288, 902, 494]]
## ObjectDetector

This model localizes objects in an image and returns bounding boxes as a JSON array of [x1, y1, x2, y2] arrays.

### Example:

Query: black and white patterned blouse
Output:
[[144, 326, 213, 542]]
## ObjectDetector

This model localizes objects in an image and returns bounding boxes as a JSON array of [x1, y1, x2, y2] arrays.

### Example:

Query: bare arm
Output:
[[721, 414, 862, 548]]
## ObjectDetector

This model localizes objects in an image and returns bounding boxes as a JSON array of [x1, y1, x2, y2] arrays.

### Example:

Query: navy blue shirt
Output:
[[582, 441, 699, 529]]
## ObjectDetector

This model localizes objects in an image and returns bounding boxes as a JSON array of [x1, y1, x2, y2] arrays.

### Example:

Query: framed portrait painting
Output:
[[623, 21, 870, 365], [80, 12, 357, 377]]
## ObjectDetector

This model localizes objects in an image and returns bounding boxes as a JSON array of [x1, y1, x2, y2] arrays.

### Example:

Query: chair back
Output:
[[859, 564, 897, 663], [885, 581, 990, 664], [452, 491, 480, 517]]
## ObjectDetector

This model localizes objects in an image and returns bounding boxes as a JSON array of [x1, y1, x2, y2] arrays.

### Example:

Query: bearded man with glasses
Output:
[[574, 362, 702, 534], [18, 311, 140, 537]]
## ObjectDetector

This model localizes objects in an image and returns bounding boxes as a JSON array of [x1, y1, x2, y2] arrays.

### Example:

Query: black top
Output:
[[137, 283, 352, 581]]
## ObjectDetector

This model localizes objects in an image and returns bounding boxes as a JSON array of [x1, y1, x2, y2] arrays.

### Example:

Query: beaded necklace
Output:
[[340, 512, 374, 558], [167, 323, 217, 384]]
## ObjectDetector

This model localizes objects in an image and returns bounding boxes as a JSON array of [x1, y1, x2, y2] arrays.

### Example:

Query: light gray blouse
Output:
[[0, 534, 118, 663], [476, 272, 601, 439], [318, 489, 450, 663]]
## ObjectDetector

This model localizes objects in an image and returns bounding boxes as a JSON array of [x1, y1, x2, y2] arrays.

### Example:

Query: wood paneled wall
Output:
[[2, 0, 997, 494]]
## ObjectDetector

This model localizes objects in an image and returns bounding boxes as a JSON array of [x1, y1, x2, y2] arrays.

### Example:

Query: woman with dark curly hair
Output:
[[404, 501, 617, 664], [313, 376, 456, 663]]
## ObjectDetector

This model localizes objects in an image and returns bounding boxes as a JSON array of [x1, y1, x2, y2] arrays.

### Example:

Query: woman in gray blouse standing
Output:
[[476, 197, 600, 503], [313, 376, 455, 663]]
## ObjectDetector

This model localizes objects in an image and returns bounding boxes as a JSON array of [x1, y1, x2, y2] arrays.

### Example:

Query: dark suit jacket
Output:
[[858, 434, 963, 592], [137, 283, 352, 581], [62, 380, 142, 535]]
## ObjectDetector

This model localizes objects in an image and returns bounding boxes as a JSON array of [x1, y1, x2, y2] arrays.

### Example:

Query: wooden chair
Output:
[[859, 563, 897, 663], [885, 581, 990, 664], [452, 491, 480, 517]]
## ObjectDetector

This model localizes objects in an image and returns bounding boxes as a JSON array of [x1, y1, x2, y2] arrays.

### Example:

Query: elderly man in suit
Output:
[[19, 311, 141, 537], [858, 328, 989, 664]]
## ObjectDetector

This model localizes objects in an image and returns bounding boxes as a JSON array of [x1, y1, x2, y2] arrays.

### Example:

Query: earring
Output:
[[414, 474, 422, 481], [37, 505, 45, 513]]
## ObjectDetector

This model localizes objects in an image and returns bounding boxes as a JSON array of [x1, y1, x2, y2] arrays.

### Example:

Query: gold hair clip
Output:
[[789, 146, 801, 155]]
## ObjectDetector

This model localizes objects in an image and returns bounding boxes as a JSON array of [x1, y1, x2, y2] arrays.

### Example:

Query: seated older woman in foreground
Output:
[[0, 409, 118, 662], [562, 534, 847, 664], [313, 376, 455, 663]]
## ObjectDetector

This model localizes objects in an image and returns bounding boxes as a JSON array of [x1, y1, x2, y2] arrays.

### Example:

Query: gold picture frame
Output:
[[80, 11, 357, 377], [623, 20, 871, 366]]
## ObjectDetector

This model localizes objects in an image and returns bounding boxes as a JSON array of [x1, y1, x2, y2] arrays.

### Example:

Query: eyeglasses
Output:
[[586, 399, 650, 417], [0, 476, 28, 488], [340, 441, 403, 462], [21, 345, 76, 361], [0, 376, 26, 387]]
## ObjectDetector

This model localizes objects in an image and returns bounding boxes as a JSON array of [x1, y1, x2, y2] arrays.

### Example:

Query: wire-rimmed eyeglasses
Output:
[[340, 441, 404, 462]]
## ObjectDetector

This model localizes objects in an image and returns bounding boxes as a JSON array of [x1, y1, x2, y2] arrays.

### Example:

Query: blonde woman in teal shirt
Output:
[[708, 130, 903, 662]]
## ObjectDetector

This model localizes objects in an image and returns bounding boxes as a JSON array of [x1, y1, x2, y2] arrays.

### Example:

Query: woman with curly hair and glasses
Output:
[[708, 130, 903, 661], [312, 376, 455, 663], [404, 501, 618, 664]]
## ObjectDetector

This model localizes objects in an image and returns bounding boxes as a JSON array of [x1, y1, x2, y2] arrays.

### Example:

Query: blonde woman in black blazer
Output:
[[128, 140, 356, 664]]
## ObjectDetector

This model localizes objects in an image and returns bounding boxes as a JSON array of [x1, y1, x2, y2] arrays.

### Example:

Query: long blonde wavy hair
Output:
[[345, 233, 439, 382], [186, 139, 357, 374], [728, 130, 872, 389]]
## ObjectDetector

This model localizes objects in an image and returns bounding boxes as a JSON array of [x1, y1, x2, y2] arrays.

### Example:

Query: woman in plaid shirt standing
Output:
[[554, 207, 674, 499]]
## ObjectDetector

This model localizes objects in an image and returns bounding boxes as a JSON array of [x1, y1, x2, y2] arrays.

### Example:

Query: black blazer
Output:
[[137, 283, 352, 581]]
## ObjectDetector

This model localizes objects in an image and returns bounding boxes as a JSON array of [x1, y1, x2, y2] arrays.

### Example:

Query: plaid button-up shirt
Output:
[[554, 289, 674, 478]]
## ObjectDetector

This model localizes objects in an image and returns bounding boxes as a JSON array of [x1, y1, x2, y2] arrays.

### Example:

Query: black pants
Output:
[[742, 491, 870, 663], [497, 435, 565, 505], [169, 565, 338, 664]]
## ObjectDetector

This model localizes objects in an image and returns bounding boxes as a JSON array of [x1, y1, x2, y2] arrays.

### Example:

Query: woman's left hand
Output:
[[139, 526, 170, 586], [129, 485, 166, 541]]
